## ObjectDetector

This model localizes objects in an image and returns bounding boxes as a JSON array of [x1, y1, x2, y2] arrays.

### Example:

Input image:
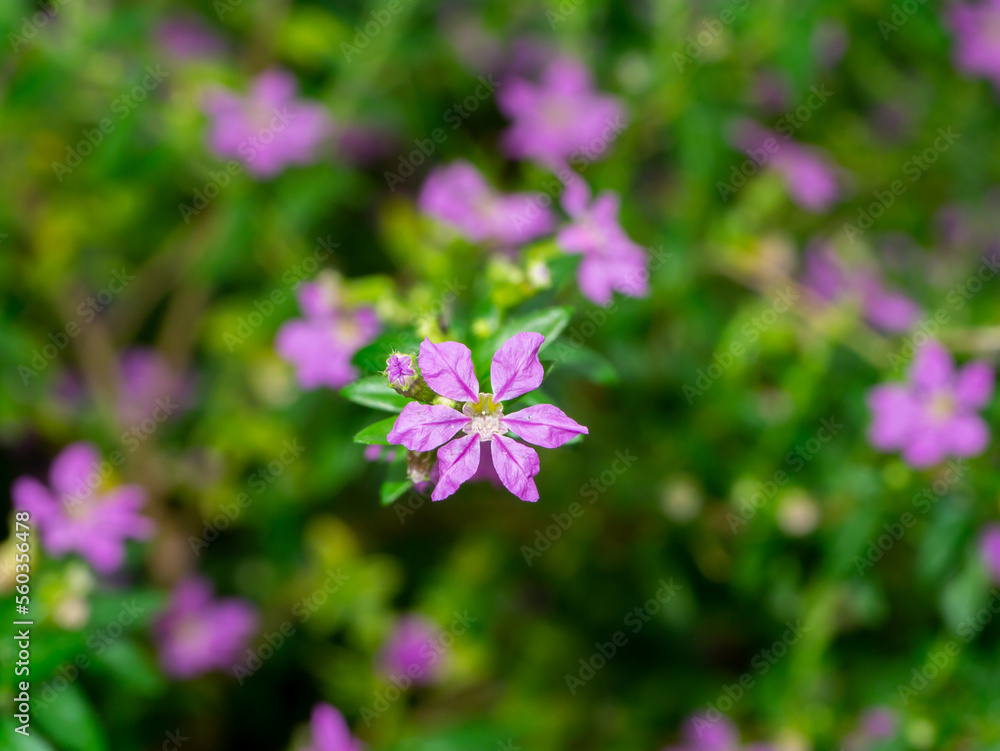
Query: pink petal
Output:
[[502, 404, 588, 448], [866, 384, 916, 451], [901, 430, 949, 468], [50, 442, 100, 499], [955, 361, 995, 409], [418, 338, 480, 402], [432, 435, 481, 501], [310, 703, 362, 751], [12, 477, 58, 523], [947, 414, 990, 456], [911, 342, 954, 391], [490, 435, 540, 502], [387, 403, 469, 452], [490, 332, 545, 402]]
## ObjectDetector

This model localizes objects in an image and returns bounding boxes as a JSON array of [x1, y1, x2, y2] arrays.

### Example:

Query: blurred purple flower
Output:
[[117, 347, 193, 426], [301, 703, 363, 751], [203, 69, 333, 178], [418, 161, 555, 247], [868, 341, 994, 467], [857, 707, 898, 739], [802, 245, 920, 332], [155, 15, 226, 60], [275, 273, 380, 390], [663, 713, 770, 751], [377, 616, 443, 683], [498, 56, 625, 166], [387, 334, 588, 501], [12, 443, 154, 574], [732, 120, 841, 212], [154, 576, 258, 679], [556, 177, 649, 305], [811, 21, 849, 69], [979, 523, 1000, 581], [948, 0, 1000, 89]]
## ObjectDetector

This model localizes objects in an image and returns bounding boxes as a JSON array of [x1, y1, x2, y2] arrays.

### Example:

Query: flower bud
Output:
[[385, 353, 434, 402]]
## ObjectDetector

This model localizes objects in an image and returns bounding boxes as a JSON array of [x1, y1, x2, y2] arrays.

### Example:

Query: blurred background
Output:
[[2, 0, 1000, 749]]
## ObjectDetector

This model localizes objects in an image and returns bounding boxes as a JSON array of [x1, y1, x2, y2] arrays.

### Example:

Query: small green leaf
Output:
[[554, 346, 620, 385], [33, 681, 109, 751], [381, 479, 413, 505], [475, 306, 574, 370], [354, 416, 398, 445], [342, 377, 410, 412]]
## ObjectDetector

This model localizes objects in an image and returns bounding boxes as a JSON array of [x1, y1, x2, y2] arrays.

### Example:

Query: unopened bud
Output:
[[385, 353, 434, 402]]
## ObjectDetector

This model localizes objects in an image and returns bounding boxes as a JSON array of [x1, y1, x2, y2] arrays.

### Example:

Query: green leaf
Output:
[[341, 377, 410, 412], [475, 305, 574, 370], [33, 682, 109, 751], [380, 479, 413, 505], [553, 346, 620, 385], [353, 416, 398, 445]]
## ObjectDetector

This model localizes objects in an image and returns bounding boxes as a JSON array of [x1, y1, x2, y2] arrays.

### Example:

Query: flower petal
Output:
[[12, 477, 58, 524], [310, 703, 362, 751], [50, 442, 100, 500], [947, 413, 990, 457], [419, 338, 480, 402], [490, 435, 540, 502], [955, 361, 995, 409], [502, 404, 588, 448], [432, 435, 481, 502], [911, 341, 954, 391], [387, 403, 468, 452], [490, 332, 545, 402], [866, 385, 916, 451]]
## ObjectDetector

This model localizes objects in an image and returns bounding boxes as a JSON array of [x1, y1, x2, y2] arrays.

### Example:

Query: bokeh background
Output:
[[3, 0, 1000, 749]]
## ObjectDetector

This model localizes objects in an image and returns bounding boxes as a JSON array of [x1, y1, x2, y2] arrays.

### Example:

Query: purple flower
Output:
[[116, 347, 193, 426], [857, 707, 898, 739], [155, 15, 226, 60], [275, 274, 380, 390], [867, 341, 994, 467], [732, 120, 841, 212], [386, 353, 417, 391], [418, 161, 554, 247], [301, 703, 363, 751], [556, 178, 648, 305], [12, 443, 154, 574], [498, 56, 625, 167], [802, 245, 920, 332], [948, 0, 1000, 90], [979, 523, 1000, 581], [663, 714, 771, 751], [203, 69, 333, 178], [153, 576, 258, 679], [387, 333, 588, 502], [377, 616, 442, 684]]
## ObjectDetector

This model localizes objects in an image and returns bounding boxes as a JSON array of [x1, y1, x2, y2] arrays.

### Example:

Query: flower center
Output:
[[462, 393, 506, 441], [928, 392, 955, 422]]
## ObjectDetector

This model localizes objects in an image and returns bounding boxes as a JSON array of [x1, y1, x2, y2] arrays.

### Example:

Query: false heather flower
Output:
[[948, 0, 1000, 90], [802, 245, 920, 332], [385, 352, 434, 402], [498, 56, 625, 167], [387, 333, 588, 501], [663, 713, 772, 751], [418, 161, 554, 247], [276, 272, 380, 390], [377, 616, 443, 684], [12, 443, 154, 574], [203, 69, 333, 178], [117, 347, 193, 426], [979, 523, 1000, 581], [556, 178, 648, 305], [153, 576, 258, 679], [301, 703, 363, 751], [867, 341, 994, 467]]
